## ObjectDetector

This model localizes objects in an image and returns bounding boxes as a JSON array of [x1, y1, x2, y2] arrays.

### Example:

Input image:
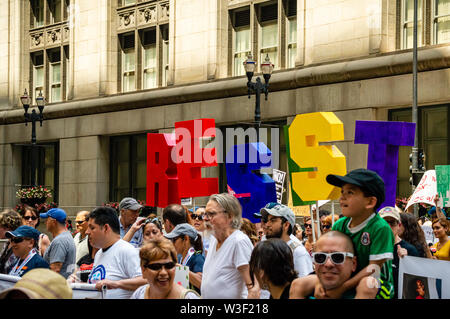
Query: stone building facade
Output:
[[0, 0, 448, 216]]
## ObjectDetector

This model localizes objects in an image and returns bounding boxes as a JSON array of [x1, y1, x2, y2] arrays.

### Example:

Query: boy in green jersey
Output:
[[322, 168, 394, 299]]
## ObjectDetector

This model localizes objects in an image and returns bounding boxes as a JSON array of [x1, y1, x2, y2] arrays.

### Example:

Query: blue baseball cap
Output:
[[6, 226, 41, 241], [428, 206, 446, 217], [40, 208, 67, 224]]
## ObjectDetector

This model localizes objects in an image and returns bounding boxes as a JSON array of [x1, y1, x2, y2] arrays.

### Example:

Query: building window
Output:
[[121, 0, 136, 7], [31, 0, 45, 28], [285, 0, 297, 68], [161, 24, 169, 87], [231, 8, 251, 77], [49, 0, 62, 24], [258, 2, 278, 69], [433, 0, 450, 44], [31, 52, 44, 105], [110, 134, 147, 202], [390, 105, 449, 197], [48, 48, 61, 103], [120, 32, 136, 93], [141, 28, 157, 89], [401, 0, 424, 49], [21, 143, 59, 203]]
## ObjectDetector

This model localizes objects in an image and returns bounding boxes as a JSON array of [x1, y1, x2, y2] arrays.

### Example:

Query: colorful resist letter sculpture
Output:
[[146, 133, 180, 208], [174, 119, 218, 198], [285, 112, 347, 205], [354, 120, 415, 209], [225, 142, 277, 223]]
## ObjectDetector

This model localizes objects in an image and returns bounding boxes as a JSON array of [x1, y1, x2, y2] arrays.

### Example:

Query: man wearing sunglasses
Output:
[[260, 202, 313, 278], [290, 231, 378, 299], [73, 210, 90, 264], [6, 226, 49, 277]]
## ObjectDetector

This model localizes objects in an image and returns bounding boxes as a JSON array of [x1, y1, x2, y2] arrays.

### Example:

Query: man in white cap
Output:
[[260, 202, 313, 277], [118, 197, 144, 248]]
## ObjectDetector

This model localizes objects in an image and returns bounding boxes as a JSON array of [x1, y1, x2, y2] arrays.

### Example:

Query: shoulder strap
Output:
[[288, 240, 300, 252], [180, 289, 200, 299]]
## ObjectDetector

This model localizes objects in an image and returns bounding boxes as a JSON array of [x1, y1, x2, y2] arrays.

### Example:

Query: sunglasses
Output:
[[144, 261, 176, 271], [322, 224, 331, 229], [75, 220, 87, 225], [11, 237, 25, 244], [312, 252, 354, 265], [24, 216, 38, 221], [191, 214, 203, 221], [304, 223, 312, 228]]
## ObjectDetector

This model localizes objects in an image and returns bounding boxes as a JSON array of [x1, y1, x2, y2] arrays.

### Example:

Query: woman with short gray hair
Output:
[[201, 193, 259, 299]]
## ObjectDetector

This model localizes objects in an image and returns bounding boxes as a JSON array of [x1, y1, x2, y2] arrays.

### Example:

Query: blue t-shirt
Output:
[[186, 252, 205, 274], [10, 254, 49, 277]]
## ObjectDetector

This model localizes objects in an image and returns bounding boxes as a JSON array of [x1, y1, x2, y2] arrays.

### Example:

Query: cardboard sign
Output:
[[399, 256, 450, 299], [272, 169, 286, 204], [436, 165, 450, 207], [405, 170, 437, 211]]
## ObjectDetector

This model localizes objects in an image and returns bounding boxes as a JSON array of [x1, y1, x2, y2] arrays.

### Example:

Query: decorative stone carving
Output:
[[63, 25, 70, 43], [118, 10, 136, 30], [160, 2, 169, 21], [139, 6, 157, 25], [30, 32, 44, 49], [46, 28, 61, 45]]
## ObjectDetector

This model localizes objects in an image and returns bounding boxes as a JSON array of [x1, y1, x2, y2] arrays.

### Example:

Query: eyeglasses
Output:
[[204, 211, 221, 219], [24, 216, 38, 221], [191, 214, 203, 221], [11, 237, 25, 244], [144, 261, 176, 271], [312, 252, 354, 265]]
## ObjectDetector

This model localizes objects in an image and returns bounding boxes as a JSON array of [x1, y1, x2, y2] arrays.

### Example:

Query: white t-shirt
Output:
[[130, 284, 200, 299], [88, 239, 142, 299], [288, 239, 313, 277], [201, 230, 253, 299]]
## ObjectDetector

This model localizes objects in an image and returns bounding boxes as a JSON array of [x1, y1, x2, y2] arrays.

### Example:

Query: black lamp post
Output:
[[243, 54, 274, 143], [20, 89, 45, 186]]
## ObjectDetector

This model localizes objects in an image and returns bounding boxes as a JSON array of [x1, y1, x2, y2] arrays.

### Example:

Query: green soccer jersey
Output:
[[332, 213, 395, 299]]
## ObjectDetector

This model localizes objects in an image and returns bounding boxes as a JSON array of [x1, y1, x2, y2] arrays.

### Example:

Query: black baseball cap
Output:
[[326, 168, 385, 209]]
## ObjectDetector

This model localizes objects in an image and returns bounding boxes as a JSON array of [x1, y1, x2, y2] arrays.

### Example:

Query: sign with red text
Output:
[[405, 170, 437, 211]]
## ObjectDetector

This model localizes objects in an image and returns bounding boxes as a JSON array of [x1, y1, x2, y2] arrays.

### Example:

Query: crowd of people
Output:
[[0, 168, 448, 299]]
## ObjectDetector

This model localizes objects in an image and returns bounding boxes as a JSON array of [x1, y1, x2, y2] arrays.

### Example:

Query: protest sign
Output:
[[405, 170, 437, 211], [436, 165, 450, 207], [0, 273, 19, 291], [174, 265, 190, 289], [272, 169, 286, 204], [422, 223, 437, 245], [399, 256, 450, 299], [70, 283, 105, 299]]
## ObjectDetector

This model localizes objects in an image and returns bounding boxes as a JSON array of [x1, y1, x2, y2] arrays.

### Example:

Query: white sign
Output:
[[399, 256, 450, 299], [422, 224, 437, 246], [311, 200, 331, 210], [0, 274, 104, 299], [174, 265, 190, 289], [405, 170, 437, 211], [181, 198, 192, 206], [272, 169, 286, 204]]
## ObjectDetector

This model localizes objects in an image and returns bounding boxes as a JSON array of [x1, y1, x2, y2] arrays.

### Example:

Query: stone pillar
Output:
[[58, 136, 109, 217]]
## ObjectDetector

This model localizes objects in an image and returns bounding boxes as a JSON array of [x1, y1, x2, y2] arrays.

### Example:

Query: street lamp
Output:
[[20, 89, 46, 186], [243, 54, 274, 142]]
